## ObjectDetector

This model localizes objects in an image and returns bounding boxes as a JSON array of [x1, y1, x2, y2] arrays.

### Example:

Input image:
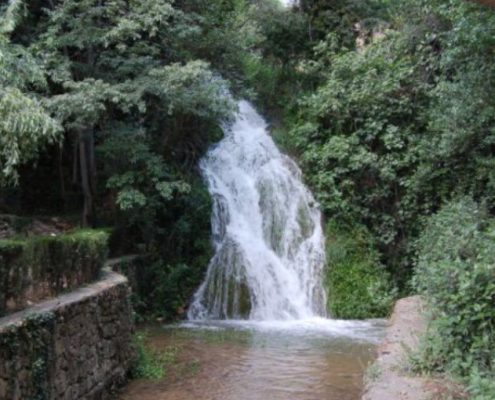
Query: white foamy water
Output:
[[181, 318, 387, 344], [188, 101, 327, 321]]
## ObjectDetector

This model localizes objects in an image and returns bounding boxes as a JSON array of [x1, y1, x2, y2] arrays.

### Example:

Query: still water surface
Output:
[[119, 319, 386, 400]]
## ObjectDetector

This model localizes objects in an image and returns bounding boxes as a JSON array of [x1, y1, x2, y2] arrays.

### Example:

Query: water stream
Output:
[[120, 101, 386, 399], [119, 320, 385, 400]]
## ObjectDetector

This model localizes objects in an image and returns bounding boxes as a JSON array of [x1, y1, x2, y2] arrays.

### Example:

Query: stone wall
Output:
[[0, 269, 135, 400]]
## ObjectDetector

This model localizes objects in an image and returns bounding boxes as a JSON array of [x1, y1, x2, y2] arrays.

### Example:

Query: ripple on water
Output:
[[119, 320, 386, 400]]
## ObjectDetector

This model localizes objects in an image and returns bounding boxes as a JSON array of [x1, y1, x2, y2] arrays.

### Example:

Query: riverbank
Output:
[[362, 296, 430, 400], [362, 296, 469, 400]]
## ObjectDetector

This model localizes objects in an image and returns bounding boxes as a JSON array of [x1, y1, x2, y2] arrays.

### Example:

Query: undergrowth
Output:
[[413, 198, 495, 399], [325, 222, 395, 319], [132, 331, 180, 380]]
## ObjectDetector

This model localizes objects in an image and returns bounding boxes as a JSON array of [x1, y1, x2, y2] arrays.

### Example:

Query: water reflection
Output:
[[119, 320, 386, 400]]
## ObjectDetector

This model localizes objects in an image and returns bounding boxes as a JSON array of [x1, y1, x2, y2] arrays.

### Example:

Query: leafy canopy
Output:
[[0, 1, 61, 185]]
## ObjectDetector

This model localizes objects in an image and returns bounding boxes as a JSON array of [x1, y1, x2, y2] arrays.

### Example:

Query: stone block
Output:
[[0, 270, 135, 400]]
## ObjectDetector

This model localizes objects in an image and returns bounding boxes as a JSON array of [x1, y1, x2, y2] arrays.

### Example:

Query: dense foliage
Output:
[[0, 0, 302, 320], [325, 222, 394, 319], [413, 198, 495, 398], [2, 1, 495, 395], [0, 0, 61, 185], [285, 0, 495, 289]]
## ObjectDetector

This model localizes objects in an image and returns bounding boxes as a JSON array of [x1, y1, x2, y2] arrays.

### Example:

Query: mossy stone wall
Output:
[[0, 269, 134, 400]]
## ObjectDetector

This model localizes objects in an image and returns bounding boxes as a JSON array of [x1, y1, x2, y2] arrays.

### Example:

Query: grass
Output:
[[364, 363, 382, 384], [132, 331, 181, 380]]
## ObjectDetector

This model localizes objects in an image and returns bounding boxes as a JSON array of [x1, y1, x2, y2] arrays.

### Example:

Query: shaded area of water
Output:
[[119, 319, 386, 400]]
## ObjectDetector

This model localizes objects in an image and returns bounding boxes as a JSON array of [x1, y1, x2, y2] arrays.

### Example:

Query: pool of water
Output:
[[119, 319, 386, 400]]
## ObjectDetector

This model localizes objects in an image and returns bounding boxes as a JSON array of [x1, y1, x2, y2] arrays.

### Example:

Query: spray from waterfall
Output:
[[188, 101, 326, 321]]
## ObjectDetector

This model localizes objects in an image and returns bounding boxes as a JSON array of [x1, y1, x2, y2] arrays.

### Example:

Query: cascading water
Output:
[[125, 101, 386, 398], [188, 101, 327, 321]]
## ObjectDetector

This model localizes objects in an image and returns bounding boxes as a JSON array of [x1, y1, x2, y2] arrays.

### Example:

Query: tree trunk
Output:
[[72, 140, 78, 185], [473, 0, 495, 6], [58, 145, 67, 212], [79, 129, 96, 227], [88, 129, 97, 196]]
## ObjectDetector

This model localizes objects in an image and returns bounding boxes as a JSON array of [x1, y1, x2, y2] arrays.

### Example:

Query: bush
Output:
[[0, 239, 26, 315], [121, 257, 211, 322], [0, 229, 109, 316], [285, 0, 495, 291], [325, 222, 395, 319], [413, 198, 495, 397], [25, 230, 109, 283]]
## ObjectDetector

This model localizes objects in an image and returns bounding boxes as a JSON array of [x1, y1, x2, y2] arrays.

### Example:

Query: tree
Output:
[[29, 0, 234, 225], [288, 0, 495, 284], [0, 0, 61, 185]]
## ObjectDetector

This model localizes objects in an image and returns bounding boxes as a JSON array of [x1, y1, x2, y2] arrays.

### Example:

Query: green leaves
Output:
[[104, 0, 178, 44], [284, 0, 495, 290], [413, 198, 495, 396], [291, 31, 427, 272], [14, 0, 238, 230], [0, 0, 26, 35], [101, 129, 190, 212], [146, 61, 235, 120], [0, 18, 61, 185], [47, 79, 118, 131], [0, 88, 61, 183], [0, 2, 63, 185], [325, 222, 395, 319]]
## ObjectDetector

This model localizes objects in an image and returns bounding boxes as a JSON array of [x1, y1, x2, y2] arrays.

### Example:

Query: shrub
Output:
[[413, 198, 495, 397], [325, 222, 395, 319], [24, 230, 109, 286], [117, 177, 213, 322], [121, 257, 210, 322], [0, 229, 109, 316]]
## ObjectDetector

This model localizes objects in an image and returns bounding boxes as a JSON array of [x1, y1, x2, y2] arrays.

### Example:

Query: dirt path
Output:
[[362, 296, 431, 400]]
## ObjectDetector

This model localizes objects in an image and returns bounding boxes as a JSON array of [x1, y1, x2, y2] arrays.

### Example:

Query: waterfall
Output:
[[188, 101, 327, 321]]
